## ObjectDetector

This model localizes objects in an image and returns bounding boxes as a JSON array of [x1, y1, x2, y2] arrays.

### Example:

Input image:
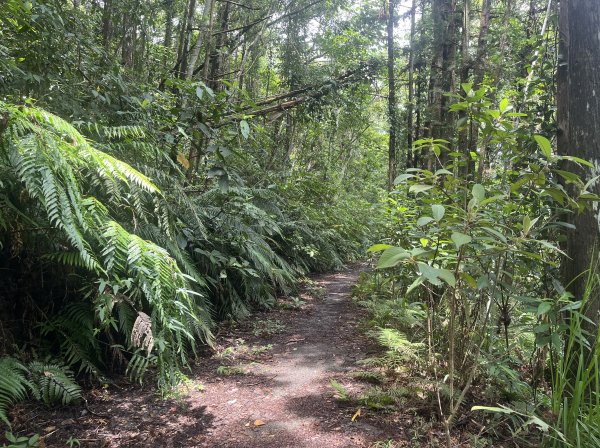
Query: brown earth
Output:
[[7, 265, 414, 447]]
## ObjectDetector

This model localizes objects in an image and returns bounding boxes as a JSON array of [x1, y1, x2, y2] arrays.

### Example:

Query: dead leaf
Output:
[[177, 152, 190, 169], [254, 419, 266, 426]]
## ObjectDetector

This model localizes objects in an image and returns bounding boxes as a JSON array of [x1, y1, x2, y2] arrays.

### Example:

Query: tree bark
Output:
[[427, 0, 458, 167], [406, 0, 416, 168], [387, 0, 398, 189], [101, 0, 113, 49], [557, 0, 600, 340]]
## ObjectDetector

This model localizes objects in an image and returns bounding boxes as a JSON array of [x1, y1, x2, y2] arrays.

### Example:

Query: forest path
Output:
[[15, 265, 398, 447], [188, 264, 392, 447]]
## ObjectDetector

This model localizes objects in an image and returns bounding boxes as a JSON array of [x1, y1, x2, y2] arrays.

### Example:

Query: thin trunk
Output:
[[387, 0, 397, 189], [179, 0, 198, 78], [164, 0, 174, 49], [176, 0, 192, 73], [458, 0, 474, 179], [406, 0, 417, 168], [101, 0, 112, 49], [201, 0, 217, 81]]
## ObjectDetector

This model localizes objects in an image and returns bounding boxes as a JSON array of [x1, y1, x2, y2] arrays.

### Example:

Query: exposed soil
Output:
[[7, 265, 410, 447]]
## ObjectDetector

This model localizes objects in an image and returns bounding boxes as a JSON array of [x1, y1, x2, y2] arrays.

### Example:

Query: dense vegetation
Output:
[[1, 0, 599, 446]]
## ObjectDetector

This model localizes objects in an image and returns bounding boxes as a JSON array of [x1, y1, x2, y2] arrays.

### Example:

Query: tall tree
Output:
[[386, 0, 397, 189], [557, 0, 600, 337]]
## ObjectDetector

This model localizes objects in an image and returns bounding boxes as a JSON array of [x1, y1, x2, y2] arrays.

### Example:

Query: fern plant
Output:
[[0, 358, 29, 427], [0, 357, 81, 428], [0, 101, 212, 387]]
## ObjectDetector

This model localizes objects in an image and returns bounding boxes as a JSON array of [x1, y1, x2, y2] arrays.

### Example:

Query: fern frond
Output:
[[27, 361, 81, 406], [0, 358, 30, 427]]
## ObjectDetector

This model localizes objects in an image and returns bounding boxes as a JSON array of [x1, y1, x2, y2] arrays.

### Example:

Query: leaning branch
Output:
[[213, 61, 381, 126]]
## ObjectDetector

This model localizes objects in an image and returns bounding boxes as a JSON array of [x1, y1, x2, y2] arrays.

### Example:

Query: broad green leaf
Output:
[[480, 227, 507, 243], [367, 244, 392, 253], [417, 216, 434, 227], [240, 120, 250, 139], [538, 240, 568, 257], [499, 98, 510, 113], [437, 268, 456, 287], [480, 194, 504, 206], [394, 173, 416, 184], [431, 204, 445, 221], [537, 301, 552, 315], [472, 184, 485, 203], [524, 416, 550, 433], [553, 169, 581, 183], [406, 276, 425, 295], [409, 184, 434, 194], [558, 155, 593, 167], [534, 135, 552, 159], [477, 275, 490, 289], [434, 169, 453, 176], [559, 301, 582, 312], [417, 263, 442, 286], [451, 232, 472, 249], [460, 272, 477, 288], [377, 247, 410, 269]]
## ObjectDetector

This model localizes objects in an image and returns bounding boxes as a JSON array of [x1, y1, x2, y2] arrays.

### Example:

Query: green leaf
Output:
[[480, 227, 507, 243], [437, 268, 456, 287], [409, 184, 434, 194], [558, 155, 593, 167], [406, 276, 425, 295], [534, 135, 552, 159], [471, 406, 514, 414], [431, 204, 445, 221], [499, 98, 510, 113], [367, 244, 392, 253], [451, 232, 472, 249], [472, 184, 485, 203], [524, 416, 550, 433], [240, 120, 250, 139], [553, 169, 582, 183], [460, 272, 477, 288], [417, 263, 442, 286], [394, 173, 416, 184], [377, 247, 410, 269], [417, 216, 434, 227], [537, 301, 552, 315]]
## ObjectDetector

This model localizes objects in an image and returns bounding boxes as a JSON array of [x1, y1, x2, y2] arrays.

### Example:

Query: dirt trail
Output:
[[12, 265, 397, 447], [193, 265, 385, 448]]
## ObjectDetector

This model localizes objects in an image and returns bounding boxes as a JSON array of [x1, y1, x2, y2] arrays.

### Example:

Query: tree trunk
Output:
[[457, 0, 473, 179], [427, 0, 458, 166], [101, 0, 112, 49], [387, 0, 397, 189], [179, 0, 198, 78], [557, 0, 600, 339], [406, 0, 416, 168], [164, 0, 175, 49]]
